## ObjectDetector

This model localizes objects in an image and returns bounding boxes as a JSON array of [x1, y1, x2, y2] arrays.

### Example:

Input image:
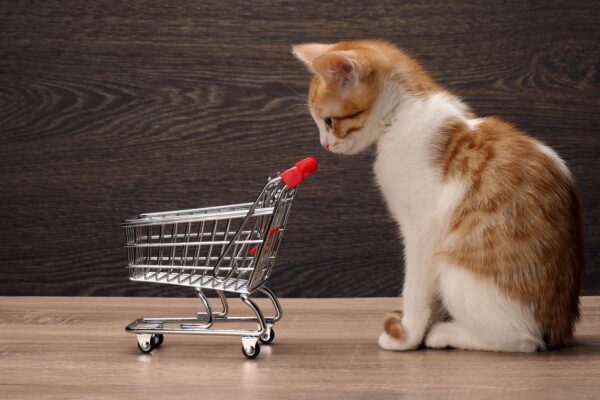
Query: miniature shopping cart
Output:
[[123, 157, 318, 359]]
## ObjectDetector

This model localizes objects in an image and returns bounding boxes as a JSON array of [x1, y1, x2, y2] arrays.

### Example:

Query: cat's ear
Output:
[[292, 43, 334, 72], [312, 51, 361, 89]]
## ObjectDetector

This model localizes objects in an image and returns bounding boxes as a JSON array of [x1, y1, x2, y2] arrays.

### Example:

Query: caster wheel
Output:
[[242, 342, 261, 359], [152, 334, 164, 348], [137, 339, 154, 354], [259, 328, 275, 344]]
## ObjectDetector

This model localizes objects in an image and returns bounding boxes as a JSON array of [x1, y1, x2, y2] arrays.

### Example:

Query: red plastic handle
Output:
[[280, 157, 319, 188]]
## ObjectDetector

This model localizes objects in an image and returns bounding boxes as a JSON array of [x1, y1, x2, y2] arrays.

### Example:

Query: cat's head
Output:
[[292, 40, 438, 154]]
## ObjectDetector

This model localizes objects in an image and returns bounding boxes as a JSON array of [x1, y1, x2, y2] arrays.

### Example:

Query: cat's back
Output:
[[439, 116, 581, 228], [439, 115, 585, 347]]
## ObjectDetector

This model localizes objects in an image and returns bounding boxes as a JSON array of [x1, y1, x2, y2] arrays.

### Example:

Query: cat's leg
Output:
[[425, 321, 539, 352], [381, 294, 448, 350], [378, 232, 438, 351], [426, 264, 543, 353], [425, 321, 492, 350]]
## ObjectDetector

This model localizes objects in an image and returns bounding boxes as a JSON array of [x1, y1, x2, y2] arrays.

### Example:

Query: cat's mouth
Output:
[[325, 139, 358, 155]]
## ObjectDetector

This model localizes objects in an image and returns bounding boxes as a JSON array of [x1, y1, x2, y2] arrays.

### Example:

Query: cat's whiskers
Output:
[[275, 78, 308, 100], [284, 102, 309, 114]]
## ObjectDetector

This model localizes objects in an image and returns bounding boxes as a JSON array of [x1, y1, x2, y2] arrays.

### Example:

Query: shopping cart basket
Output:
[[123, 157, 318, 358]]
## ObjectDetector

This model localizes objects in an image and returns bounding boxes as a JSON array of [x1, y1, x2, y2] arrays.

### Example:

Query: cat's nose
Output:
[[322, 143, 329, 150]]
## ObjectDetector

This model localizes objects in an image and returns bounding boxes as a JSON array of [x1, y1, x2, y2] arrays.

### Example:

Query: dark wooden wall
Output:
[[1, 1, 599, 297]]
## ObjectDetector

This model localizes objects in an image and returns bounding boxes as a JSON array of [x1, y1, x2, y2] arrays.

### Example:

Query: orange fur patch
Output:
[[383, 309, 404, 339], [329, 40, 441, 94], [435, 117, 585, 347]]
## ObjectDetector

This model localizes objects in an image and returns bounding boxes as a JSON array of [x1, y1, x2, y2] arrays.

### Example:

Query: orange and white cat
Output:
[[293, 40, 584, 352]]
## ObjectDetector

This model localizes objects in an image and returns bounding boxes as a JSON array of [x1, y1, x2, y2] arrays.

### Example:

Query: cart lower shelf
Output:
[[125, 286, 281, 359]]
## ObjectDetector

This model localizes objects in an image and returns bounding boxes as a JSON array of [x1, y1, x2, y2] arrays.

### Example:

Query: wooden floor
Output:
[[1, 297, 599, 399]]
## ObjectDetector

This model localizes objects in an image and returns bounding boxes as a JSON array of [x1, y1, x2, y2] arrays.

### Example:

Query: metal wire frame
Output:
[[123, 174, 297, 358]]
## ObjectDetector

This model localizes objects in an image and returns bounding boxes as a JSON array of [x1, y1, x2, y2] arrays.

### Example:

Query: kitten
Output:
[[292, 40, 584, 352]]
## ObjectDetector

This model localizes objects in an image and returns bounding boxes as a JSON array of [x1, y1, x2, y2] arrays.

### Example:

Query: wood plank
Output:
[[0, 296, 599, 399], [0, 1, 599, 296]]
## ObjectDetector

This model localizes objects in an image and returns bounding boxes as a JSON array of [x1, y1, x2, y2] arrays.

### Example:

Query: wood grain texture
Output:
[[0, 1, 599, 296], [0, 296, 599, 399]]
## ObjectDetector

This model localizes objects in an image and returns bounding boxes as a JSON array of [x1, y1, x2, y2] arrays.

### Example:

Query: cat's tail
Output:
[[542, 308, 579, 349], [383, 309, 405, 340]]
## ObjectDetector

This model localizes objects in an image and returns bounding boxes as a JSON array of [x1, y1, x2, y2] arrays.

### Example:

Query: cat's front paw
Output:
[[378, 331, 421, 351], [378, 309, 420, 351]]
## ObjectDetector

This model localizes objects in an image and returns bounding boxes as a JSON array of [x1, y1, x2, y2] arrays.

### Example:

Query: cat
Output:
[[292, 40, 584, 352]]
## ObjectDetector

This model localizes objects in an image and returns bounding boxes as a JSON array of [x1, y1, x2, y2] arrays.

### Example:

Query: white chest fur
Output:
[[373, 91, 467, 233]]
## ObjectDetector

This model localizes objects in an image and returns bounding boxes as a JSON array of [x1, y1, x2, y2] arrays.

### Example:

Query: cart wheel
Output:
[[241, 342, 261, 359], [152, 334, 164, 348], [137, 339, 155, 354], [259, 328, 275, 344]]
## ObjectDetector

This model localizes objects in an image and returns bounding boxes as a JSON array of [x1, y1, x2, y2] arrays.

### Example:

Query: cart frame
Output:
[[123, 158, 317, 358]]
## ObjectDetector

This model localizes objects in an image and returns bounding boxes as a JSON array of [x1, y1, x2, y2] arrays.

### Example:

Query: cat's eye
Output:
[[324, 117, 333, 129]]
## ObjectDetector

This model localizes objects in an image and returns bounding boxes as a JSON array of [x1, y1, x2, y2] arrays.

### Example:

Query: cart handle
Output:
[[279, 157, 318, 188]]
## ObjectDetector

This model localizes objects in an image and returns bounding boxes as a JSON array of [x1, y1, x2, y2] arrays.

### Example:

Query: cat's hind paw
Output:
[[424, 322, 452, 349]]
